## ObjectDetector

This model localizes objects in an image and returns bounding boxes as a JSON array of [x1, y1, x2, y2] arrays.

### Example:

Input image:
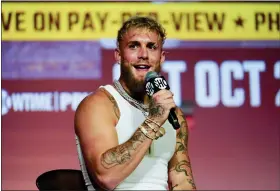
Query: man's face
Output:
[[115, 27, 165, 92]]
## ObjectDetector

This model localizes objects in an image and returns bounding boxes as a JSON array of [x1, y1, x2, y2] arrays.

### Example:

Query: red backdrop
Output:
[[2, 47, 280, 189]]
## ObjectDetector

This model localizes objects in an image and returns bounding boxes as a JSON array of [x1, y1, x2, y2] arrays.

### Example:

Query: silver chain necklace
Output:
[[113, 80, 149, 117]]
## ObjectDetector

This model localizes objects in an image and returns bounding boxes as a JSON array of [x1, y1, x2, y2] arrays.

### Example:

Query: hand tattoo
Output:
[[149, 98, 165, 118]]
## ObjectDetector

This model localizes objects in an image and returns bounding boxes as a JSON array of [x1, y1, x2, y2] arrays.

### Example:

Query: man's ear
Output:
[[114, 48, 121, 64], [160, 50, 166, 65]]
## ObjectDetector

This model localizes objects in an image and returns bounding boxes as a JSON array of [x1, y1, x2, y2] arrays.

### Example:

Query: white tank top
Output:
[[76, 85, 177, 190]]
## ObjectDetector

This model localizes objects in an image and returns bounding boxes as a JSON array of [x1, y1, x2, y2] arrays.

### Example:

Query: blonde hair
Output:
[[117, 16, 166, 48]]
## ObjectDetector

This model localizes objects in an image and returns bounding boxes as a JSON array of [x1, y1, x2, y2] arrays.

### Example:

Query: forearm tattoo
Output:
[[175, 115, 188, 155], [174, 160, 191, 176], [149, 98, 165, 118], [169, 112, 196, 190], [171, 184, 178, 191], [169, 156, 196, 190], [101, 129, 147, 169]]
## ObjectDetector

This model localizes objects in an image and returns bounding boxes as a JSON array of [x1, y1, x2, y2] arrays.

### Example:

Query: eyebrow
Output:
[[127, 41, 158, 46], [128, 41, 141, 45]]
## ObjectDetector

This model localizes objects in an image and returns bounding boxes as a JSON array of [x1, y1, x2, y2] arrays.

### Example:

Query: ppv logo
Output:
[[154, 77, 168, 89]]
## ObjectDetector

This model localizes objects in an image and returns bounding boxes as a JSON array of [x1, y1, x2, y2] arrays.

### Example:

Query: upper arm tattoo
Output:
[[101, 128, 147, 169]]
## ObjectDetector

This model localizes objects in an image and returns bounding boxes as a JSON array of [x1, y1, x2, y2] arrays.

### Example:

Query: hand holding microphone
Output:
[[145, 71, 180, 130]]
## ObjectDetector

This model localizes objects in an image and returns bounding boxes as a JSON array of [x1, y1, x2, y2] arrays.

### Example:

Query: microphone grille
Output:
[[145, 71, 158, 82]]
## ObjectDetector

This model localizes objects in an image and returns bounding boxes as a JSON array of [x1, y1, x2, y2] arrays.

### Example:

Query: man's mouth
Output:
[[133, 65, 151, 70]]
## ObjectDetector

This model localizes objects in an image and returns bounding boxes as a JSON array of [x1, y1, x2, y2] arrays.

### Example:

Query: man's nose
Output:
[[138, 47, 148, 60]]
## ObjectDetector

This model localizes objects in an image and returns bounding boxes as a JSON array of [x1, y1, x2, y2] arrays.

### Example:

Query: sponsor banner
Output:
[[1, 89, 89, 116], [2, 2, 279, 40]]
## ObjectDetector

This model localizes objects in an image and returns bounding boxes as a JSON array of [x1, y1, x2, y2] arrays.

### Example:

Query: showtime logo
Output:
[[1, 89, 89, 116]]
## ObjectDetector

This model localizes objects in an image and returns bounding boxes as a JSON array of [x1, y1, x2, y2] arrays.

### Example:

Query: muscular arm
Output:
[[75, 88, 153, 190], [168, 108, 196, 190]]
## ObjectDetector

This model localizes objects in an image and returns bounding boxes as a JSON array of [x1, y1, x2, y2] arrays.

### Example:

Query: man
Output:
[[75, 16, 196, 190]]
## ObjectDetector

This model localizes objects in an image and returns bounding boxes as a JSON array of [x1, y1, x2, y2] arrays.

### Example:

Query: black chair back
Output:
[[36, 169, 87, 190]]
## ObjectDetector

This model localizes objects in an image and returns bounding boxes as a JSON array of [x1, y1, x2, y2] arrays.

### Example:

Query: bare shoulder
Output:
[[75, 88, 112, 118], [74, 87, 120, 135]]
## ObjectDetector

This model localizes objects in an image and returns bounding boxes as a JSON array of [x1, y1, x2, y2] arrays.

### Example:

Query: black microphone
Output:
[[145, 71, 180, 130]]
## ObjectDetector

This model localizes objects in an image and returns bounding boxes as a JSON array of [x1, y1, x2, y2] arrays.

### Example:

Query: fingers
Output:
[[151, 90, 176, 110], [164, 101, 176, 110], [153, 89, 173, 97], [152, 89, 173, 101]]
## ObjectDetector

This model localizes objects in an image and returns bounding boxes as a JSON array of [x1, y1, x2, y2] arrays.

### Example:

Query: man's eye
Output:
[[148, 44, 157, 50], [129, 44, 138, 49], [151, 45, 157, 50]]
